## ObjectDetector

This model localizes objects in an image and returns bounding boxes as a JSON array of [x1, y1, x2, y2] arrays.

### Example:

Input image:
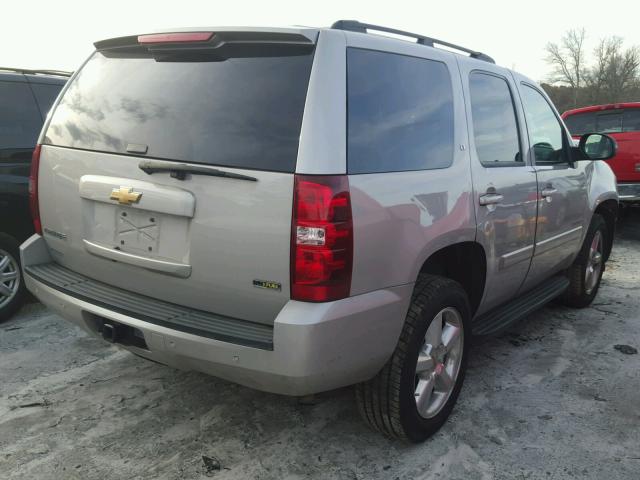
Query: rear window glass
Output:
[[44, 49, 314, 173], [0, 81, 43, 150], [347, 48, 454, 174]]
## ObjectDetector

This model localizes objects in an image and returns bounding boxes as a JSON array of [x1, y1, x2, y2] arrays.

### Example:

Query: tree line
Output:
[[541, 29, 640, 114]]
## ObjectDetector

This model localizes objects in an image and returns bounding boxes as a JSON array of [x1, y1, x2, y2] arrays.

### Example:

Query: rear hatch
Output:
[[37, 29, 317, 325]]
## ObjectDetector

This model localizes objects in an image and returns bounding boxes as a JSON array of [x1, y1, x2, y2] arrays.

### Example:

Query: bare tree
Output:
[[545, 30, 640, 108], [586, 38, 613, 102], [545, 28, 586, 107], [585, 37, 640, 103], [608, 45, 640, 101]]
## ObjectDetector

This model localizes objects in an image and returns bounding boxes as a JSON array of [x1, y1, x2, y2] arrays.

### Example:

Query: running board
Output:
[[472, 276, 569, 336]]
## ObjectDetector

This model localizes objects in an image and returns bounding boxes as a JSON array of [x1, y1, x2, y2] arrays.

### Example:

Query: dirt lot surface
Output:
[[1, 212, 639, 480]]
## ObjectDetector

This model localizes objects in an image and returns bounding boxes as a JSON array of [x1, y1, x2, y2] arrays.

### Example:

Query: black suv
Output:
[[0, 68, 68, 320]]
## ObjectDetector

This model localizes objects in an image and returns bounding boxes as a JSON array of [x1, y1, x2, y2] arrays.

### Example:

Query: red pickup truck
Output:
[[563, 103, 640, 203]]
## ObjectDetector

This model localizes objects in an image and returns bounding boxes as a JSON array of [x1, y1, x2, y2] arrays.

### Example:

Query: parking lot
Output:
[[0, 211, 638, 480]]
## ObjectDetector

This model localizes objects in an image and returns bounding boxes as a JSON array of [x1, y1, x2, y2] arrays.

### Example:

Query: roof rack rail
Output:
[[331, 20, 495, 64], [0, 67, 72, 77]]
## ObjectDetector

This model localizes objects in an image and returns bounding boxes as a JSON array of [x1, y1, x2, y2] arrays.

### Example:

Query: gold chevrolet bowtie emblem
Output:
[[110, 186, 142, 205]]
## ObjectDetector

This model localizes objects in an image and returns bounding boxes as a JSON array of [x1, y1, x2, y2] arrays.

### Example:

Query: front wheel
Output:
[[355, 275, 470, 442], [562, 214, 608, 308]]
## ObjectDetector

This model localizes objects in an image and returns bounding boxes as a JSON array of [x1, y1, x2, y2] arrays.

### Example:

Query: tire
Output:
[[562, 214, 608, 308], [0, 233, 26, 322], [355, 274, 471, 442]]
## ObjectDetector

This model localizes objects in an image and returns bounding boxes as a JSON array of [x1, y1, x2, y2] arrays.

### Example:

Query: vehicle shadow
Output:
[[617, 205, 640, 241]]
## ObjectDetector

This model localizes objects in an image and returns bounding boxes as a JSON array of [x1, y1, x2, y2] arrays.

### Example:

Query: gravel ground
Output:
[[1, 211, 639, 480]]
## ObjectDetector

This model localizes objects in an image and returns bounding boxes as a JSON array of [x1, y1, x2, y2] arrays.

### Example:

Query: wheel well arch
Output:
[[594, 199, 618, 261], [418, 242, 486, 316]]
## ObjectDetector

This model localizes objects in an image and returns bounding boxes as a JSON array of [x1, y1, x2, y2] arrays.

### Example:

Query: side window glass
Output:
[[347, 48, 455, 174], [468, 72, 521, 165], [0, 81, 43, 151], [564, 111, 596, 136], [31, 83, 64, 117], [623, 109, 640, 132], [596, 113, 623, 133], [520, 85, 566, 163]]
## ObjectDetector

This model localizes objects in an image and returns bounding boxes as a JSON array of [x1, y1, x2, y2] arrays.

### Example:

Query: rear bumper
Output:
[[618, 182, 640, 202], [21, 235, 411, 396]]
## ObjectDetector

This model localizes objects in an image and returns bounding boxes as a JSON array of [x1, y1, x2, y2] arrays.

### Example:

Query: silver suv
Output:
[[21, 21, 619, 442]]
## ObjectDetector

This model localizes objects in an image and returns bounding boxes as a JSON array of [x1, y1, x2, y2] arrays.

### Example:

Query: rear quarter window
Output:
[[347, 48, 454, 174]]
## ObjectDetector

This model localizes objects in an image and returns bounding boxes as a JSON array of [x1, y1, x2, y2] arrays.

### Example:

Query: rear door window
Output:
[[0, 81, 43, 150], [44, 49, 314, 173], [347, 48, 454, 174], [468, 72, 521, 165]]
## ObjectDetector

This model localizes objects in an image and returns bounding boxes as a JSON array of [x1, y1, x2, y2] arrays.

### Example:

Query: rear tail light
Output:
[[138, 32, 214, 44], [29, 144, 42, 235], [291, 175, 353, 302]]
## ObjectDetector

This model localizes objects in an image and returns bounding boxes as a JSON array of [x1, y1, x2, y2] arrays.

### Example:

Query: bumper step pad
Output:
[[25, 262, 274, 350]]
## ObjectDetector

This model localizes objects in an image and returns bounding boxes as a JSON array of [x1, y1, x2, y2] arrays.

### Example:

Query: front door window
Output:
[[520, 85, 566, 164]]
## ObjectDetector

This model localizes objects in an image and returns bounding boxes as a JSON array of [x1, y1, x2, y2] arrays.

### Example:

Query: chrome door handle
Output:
[[541, 188, 557, 197], [479, 193, 504, 206]]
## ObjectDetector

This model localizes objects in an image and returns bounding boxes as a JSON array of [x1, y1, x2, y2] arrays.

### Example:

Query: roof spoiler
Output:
[[94, 30, 315, 52]]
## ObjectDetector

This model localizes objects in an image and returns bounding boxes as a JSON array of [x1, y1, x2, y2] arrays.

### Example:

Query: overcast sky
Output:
[[3, 0, 640, 82]]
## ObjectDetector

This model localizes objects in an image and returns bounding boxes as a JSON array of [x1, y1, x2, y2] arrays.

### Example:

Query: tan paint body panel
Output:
[[38, 145, 294, 325], [79, 175, 196, 217]]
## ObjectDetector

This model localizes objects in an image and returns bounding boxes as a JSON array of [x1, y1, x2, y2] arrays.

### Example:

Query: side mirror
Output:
[[578, 133, 617, 161]]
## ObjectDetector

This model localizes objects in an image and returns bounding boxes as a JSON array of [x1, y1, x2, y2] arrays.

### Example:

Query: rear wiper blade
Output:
[[138, 160, 257, 182]]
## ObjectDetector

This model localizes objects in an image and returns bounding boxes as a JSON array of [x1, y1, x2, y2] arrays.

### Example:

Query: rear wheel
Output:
[[562, 214, 608, 308], [0, 234, 26, 322], [355, 275, 470, 442]]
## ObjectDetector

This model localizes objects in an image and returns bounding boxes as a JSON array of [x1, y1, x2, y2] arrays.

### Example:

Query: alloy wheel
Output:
[[414, 307, 464, 419], [585, 231, 603, 295], [0, 248, 20, 309]]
